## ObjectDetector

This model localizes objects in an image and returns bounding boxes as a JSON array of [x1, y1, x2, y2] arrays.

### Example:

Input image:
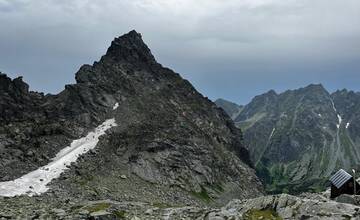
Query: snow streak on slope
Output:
[[330, 98, 342, 129], [337, 114, 343, 129], [113, 102, 119, 110], [0, 119, 117, 197], [269, 128, 276, 139], [331, 99, 337, 113], [346, 122, 351, 129]]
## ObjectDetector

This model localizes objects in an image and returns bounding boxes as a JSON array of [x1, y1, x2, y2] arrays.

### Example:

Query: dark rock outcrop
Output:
[[0, 74, 45, 124]]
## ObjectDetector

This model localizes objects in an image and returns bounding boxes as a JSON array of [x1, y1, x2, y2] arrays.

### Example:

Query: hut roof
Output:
[[330, 169, 352, 189]]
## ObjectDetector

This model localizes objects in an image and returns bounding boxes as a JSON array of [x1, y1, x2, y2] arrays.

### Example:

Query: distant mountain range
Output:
[[216, 85, 360, 194]]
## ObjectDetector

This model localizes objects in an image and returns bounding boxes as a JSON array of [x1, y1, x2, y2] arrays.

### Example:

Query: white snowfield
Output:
[[0, 118, 117, 197]]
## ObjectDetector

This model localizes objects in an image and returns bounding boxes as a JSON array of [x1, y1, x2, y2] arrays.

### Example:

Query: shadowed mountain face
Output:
[[217, 85, 360, 194], [0, 30, 262, 205], [215, 99, 244, 120]]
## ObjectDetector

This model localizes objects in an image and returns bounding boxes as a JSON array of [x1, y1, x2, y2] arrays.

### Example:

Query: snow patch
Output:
[[0, 118, 117, 197], [318, 114, 322, 117], [269, 128, 275, 139], [346, 122, 350, 129], [331, 99, 337, 112], [330, 98, 342, 129], [113, 102, 119, 110], [336, 114, 342, 129]]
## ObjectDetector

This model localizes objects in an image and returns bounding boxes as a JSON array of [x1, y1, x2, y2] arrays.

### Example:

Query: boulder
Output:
[[336, 194, 356, 205], [88, 211, 116, 220]]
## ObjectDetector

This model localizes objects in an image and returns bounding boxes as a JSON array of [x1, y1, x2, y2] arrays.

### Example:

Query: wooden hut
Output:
[[330, 169, 360, 199]]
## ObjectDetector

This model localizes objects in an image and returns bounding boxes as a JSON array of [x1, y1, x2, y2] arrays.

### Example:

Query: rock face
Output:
[[0, 74, 74, 181], [217, 85, 360, 194], [0, 30, 262, 205]]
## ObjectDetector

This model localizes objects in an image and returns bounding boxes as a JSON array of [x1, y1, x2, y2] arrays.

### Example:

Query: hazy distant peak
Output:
[[215, 98, 244, 120]]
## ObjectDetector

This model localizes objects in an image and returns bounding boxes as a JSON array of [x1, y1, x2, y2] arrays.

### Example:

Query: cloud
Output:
[[0, 0, 359, 103]]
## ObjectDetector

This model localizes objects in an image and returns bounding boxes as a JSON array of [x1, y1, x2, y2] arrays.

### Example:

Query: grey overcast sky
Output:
[[0, 0, 359, 104]]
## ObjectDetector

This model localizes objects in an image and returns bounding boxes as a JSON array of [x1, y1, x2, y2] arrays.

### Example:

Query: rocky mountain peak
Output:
[[332, 88, 353, 96], [103, 30, 157, 65], [75, 30, 158, 84], [255, 89, 278, 101], [265, 89, 277, 96], [0, 31, 263, 206], [302, 83, 327, 94]]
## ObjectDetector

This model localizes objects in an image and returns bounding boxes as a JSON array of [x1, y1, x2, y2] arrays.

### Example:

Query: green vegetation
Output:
[[262, 163, 291, 194], [265, 177, 328, 195], [256, 159, 329, 195], [238, 112, 267, 131], [339, 128, 356, 164], [212, 183, 225, 193], [191, 186, 212, 203], [84, 202, 111, 213], [113, 210, 127, 219], [243, 209, 283, 220], [76, 174, 94, 186], [152, 202, 172, 209]]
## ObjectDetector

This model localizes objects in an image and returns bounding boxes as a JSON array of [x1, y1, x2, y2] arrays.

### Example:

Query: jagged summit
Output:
[[265, 89, 277, 96], [104, 30, 157, 65], [0, 73, 29, 93], [301, 83, 328, 93], [75, 30, 158, 84], [253, 89, 278, 100]]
